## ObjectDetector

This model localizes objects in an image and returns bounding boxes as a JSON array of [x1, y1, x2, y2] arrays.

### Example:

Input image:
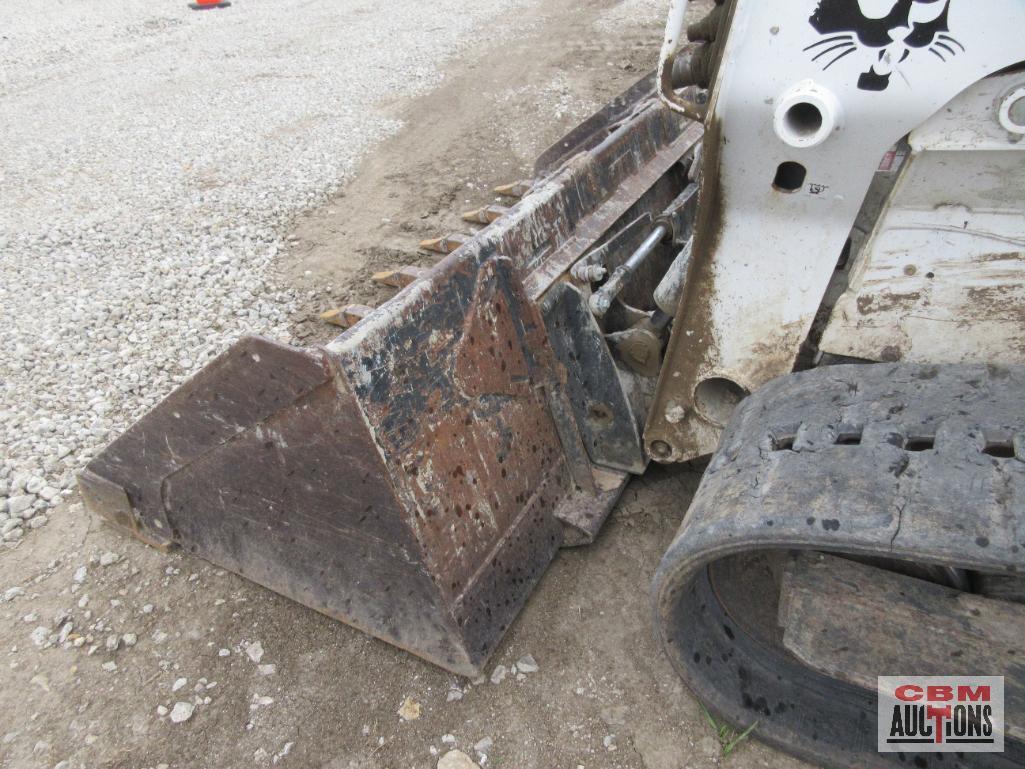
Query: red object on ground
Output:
[[189, 0, 232, 9]]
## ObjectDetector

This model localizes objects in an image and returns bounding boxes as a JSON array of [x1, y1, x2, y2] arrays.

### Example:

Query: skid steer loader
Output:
[[80, 0, 1025, 765]]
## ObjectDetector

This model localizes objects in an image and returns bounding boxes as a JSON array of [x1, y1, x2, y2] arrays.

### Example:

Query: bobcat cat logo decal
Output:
[[805, 0, 964, 91]]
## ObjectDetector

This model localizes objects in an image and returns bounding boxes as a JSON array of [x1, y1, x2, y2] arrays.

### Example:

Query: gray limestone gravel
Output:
[[0, 0, 536, 544]]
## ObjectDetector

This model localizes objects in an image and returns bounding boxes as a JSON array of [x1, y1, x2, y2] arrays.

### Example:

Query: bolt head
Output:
[[650, 440, 673, 460]]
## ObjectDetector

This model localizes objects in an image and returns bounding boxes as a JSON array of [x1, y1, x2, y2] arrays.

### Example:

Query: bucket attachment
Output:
[[81, 74, 703, 675], [82, 255, 599, 675]]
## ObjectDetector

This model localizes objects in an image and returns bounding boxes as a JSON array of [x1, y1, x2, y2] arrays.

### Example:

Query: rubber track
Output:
[[653, 363, 1025, 768]]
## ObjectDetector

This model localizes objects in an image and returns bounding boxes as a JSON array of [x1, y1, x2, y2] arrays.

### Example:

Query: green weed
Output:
[[700, 704, 758, 758]]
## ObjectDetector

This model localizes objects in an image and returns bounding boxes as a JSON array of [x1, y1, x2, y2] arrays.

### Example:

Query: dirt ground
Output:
[[1, 1, 818, 768], [279, 0, 687, 344]]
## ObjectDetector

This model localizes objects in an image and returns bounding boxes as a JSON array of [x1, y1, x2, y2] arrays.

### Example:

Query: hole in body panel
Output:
[[772, 162, 807, 193], [694, 377, 750, 428]]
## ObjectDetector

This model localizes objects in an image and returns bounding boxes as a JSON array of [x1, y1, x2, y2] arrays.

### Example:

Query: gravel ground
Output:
[[0, 0, 539, 545]]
